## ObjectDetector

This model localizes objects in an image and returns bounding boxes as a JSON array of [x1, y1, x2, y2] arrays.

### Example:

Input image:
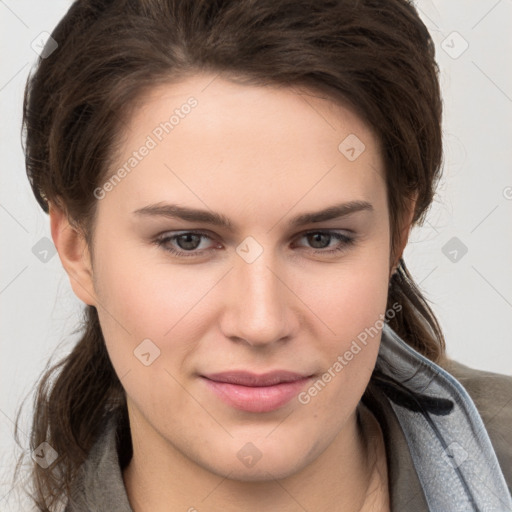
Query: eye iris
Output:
[[177, 233, 201, 250], [307, 232, 331, 249]]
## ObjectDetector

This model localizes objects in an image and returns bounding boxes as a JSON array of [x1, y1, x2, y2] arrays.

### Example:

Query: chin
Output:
[[207, 458, 307, 483], [195, 436, 317, 482]]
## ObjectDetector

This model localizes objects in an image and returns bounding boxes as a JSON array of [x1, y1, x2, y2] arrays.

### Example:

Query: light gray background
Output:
[[1, 1, 511, 509]]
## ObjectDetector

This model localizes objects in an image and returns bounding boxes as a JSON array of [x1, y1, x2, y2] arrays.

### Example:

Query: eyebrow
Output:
[[132, 200, 373, 230]]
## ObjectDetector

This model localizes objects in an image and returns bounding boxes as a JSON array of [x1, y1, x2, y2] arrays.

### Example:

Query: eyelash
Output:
[[153, 230, 355, 258]]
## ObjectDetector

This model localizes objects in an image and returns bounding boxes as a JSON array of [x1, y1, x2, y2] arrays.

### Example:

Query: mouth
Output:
[[200, 370, 314, 413]]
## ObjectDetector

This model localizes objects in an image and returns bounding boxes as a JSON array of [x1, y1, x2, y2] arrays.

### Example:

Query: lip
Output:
[[201, 371, 314, 413]]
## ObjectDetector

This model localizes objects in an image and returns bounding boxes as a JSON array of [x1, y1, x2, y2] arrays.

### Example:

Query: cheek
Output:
[[291, 246, 391, 409], [92, 217, 390, 386], [93, 236, 205, 339], [293, 263, 390, 431], [332, 269, 390, 337], [294, 242, 390, 343], [91, 238, 224, 397], [91, 244, 206, 415], [93, 226, 391, 357]]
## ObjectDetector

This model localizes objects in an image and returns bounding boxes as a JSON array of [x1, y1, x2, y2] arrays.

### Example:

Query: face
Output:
[[83, 73, 394, 480]]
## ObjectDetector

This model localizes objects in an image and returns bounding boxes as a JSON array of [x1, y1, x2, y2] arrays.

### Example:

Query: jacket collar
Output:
[[364, 323, 512, 511]]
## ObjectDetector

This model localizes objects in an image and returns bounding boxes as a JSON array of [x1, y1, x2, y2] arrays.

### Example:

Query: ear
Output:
[[390, 193, 417, 278], [49, 202, 97, 306]]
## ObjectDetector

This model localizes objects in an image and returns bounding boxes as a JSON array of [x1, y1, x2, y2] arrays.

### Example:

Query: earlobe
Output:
[[49, 203, 97, 307]]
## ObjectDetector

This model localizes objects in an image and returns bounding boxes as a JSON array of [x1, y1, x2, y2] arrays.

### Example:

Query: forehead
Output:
[[127, 73, 380, 152], [99, 73, 386, 223]]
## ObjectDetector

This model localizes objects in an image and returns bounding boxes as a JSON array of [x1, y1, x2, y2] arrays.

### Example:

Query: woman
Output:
[[15, 0, 512, 511]]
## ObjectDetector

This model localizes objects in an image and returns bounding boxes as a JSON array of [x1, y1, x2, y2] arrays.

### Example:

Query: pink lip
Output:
[[201, 371, 313, 413]]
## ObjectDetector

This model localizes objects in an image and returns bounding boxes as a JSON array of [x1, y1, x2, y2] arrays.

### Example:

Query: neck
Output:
[[123, 402, 388, 512]]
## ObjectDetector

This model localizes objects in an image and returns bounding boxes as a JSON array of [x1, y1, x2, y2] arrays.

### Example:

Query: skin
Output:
[[51, 73, 414, 511]]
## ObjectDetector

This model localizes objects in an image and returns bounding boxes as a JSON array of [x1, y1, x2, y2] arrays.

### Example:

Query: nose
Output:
[[219, 250, 298, 347]]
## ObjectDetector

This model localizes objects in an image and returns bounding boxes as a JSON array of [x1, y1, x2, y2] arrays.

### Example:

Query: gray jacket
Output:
[[65, 324, 512, 511]]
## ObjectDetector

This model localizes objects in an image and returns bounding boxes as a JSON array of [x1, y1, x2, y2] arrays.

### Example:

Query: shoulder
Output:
[[442, 358, 512, 491]]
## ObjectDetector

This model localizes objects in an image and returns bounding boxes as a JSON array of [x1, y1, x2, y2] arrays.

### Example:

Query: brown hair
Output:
[[16, 0, 445, 509]]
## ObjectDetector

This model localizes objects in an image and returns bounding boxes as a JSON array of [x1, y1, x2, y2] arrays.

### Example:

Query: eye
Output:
[[293, 230, 355, 255], [153, 229, 355, 259], [154, 231, 219, 258]]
